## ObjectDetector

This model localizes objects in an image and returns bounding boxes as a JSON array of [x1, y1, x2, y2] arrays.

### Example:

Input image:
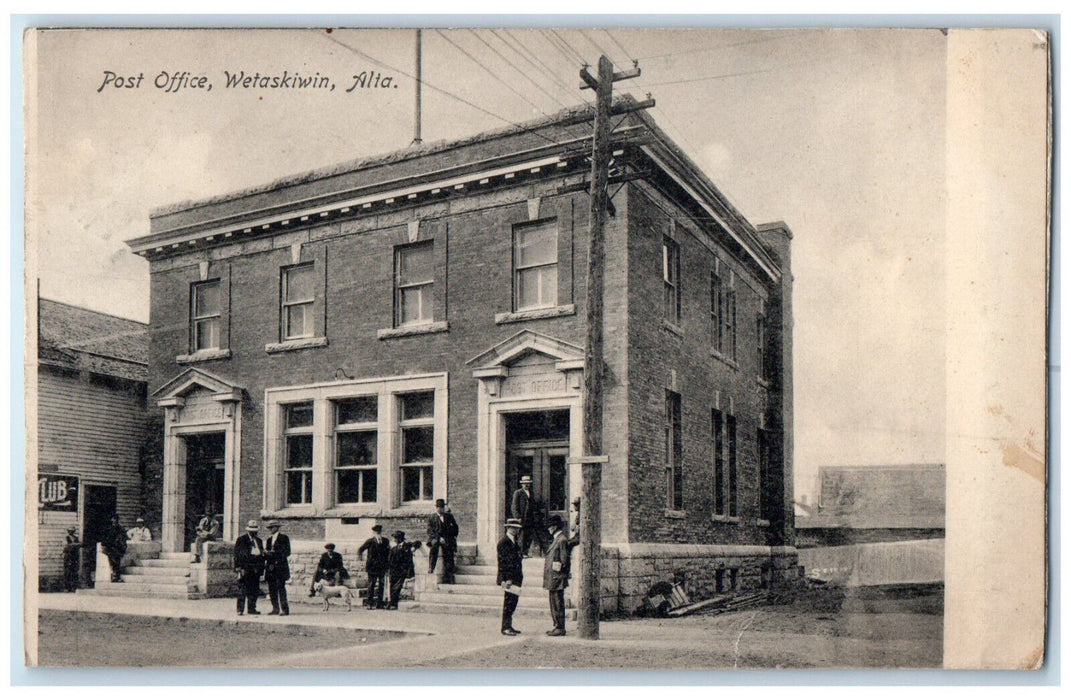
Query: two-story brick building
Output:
[[127, 99, 796, 611]]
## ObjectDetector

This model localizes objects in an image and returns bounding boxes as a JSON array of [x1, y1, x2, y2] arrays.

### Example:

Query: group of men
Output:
[[308, 525, 423, 610], [497, 509, 578, 637]]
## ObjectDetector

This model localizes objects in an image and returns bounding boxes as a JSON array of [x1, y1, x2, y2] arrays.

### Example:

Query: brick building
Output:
[[36, 299, 149, 590], [127, 100, 796, 611]]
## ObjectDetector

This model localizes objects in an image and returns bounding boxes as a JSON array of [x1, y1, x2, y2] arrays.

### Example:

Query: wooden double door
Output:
[[506, 442, 569, 526]]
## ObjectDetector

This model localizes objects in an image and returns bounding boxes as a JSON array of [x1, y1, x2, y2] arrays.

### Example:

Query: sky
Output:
[[26, 27, 950, 499]]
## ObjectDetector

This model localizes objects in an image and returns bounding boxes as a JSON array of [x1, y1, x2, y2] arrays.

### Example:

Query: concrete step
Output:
[[399, 600, 576, 620], [453, 573, 498, 585], [438, 583, 546, 600], [91, 581, 196, 597], [136, 559, 192, 569], [159, 552, 195, 560], [123, 565, 191, 578], [119, 573, 191, 586], [416, 591, 548, 609]]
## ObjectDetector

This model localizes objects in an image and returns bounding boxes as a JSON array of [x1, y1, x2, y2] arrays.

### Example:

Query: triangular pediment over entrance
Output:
[[153, 367, 245, 404], [466, 329, 584, 370]]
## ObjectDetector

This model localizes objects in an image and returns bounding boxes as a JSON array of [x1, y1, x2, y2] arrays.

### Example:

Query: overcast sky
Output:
[[28, 27, 950, 498]]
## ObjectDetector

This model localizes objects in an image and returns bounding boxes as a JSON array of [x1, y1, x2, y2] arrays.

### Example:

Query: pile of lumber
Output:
[[667, 590, 768, 617]]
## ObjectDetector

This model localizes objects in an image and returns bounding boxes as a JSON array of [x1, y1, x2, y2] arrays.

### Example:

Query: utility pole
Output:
[[575, 55, 652, 640], [413, 29, 423, 146]]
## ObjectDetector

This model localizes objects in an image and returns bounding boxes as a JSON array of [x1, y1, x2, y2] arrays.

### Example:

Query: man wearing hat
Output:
[[386, 531, 421, 610], [63, 526, 82, 592], [263, 520, 291, 615], [310, 542, 348, 596], [126, 517, 152, 543], [497, 518, 525, 635], [426, 498, 459, 584], [510, 475, 537, 557], [542, 514, 571, 636], [357, 524, 391, 609], [233, 520, 265, 615], [192, 510, 220, 564]]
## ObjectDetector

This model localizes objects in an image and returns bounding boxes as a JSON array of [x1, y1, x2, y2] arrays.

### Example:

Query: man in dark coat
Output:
[[426, 498, 459, 584], [309, 543, 348, 596], [63, 526, 82, 592], [263, 520, 291, 615], [101, 515, 126, 582], [497, 518, 524, 636], [542, 514, 571, 636], [357, 524, 391, 609], [510, 475, 536, 557], [386, 531, 420, 610], [233, 520, 265, 615]]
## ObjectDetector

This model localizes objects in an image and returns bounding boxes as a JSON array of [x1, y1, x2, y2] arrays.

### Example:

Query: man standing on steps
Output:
[[263, 520, 290, 616], [510, 475, 535, 557], [101, 515, 126, 583], [542, 514, 571, 636], [357, 524, 391, 609], [497, 518, 524, 636], [426, 498, 459, 584], [192, 510, 219, 564], [233, 520, 265, 616]]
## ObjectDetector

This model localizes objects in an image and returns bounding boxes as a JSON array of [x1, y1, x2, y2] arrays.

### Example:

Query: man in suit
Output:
[[309, 543, 348, 596], [192, 510, 220, 563], [543, 513, 571, 636], [357, 524, 391, 609], [426, 498, 459, 584], [101, 515, 127, 583], [233, 520, 265, 615], [263, 520, 290, 616], [63, 526, 82, 592], [510, 475, 536, 557], [497, 518, 524, 636], [386, 531, 420, 610]]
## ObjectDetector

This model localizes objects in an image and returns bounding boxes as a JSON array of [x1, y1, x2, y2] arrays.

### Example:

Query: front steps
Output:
[[405, 557, 577, 620], [86, 550, 201, 599]]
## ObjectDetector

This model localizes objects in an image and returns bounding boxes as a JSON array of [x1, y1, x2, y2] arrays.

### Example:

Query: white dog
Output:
[[312, 580, 355, 612]]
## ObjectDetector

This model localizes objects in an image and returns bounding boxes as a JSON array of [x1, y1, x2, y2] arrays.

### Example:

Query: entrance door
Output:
[[183, 433, 225, 551], [506, 446, 570, 524], [82, 484, 117, 585]]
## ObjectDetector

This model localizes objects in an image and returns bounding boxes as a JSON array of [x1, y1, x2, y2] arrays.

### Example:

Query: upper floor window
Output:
[[513, 221, 558, 311], [281, 264, 315, 340], [395, 242, 434, 327], [713, 407, 738, 517], [665, 390, 683, 510], [757, 301, 770, 381], [284, 402, 314, 505], [711, 259, 737, 360], [191, 280, 221, 351], [663, 237, 681, 324]]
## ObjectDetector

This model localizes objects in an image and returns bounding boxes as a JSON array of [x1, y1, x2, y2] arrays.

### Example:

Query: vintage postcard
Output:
[[21, 25, 1049, 672]]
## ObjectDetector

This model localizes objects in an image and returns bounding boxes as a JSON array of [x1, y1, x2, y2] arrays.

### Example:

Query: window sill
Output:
[[662, 319, 684, 338], [711, 514, 742, 524], [176, 348, 231, 364], [265, 336, 328, 353], [711, 350, 739, 370], [756, 519, 771, 527], [377, 321, 449, 340], [495, 304, 576, 325], [262, 505, 437, 519], [665, 509, 687, 520]]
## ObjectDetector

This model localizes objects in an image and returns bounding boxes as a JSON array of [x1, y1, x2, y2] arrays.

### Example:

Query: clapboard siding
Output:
[[37, 368, 147, 587]]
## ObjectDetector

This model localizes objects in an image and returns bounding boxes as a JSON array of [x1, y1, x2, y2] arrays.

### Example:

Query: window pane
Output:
[[286, 470, 311, 505], [337, 396, 377, 425], [194, 318, 219, 351], [336, 469, 361, 503], [337, 431, 377, 466], [194, 282, 220, 317], [398, 243, 433, 285], [515, 224, 557, 267], [400, 286, 430, 325], [400, 392, 434, 420], [285, 403, 313, 429], [402, 467, 420, 502], [362, 470, 378, 502], [517, 267, 556, 310], [548, 454, 567, 512], [402, 426, 434, 463], [285, 265, 315, 302], [421, 466, 433, 500], [286, 434, 313, 468], [286, 304, 310, 338]]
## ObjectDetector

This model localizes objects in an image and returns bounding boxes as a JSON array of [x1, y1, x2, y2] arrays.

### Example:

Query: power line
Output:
[[316, 31, 566, 149], [632, 31, 805, 62], [601, 29, 634, 63], [579, 29, 613, 63], [433, 29, 548, 115], [465, 29, 569, 109], [638, 59, 818, 88], [493, 29, 577, 103], [548, 29, 588, 65]]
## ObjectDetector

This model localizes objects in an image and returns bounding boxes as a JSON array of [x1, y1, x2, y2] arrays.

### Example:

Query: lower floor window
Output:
[[285, 434, 313, 505], [401, 465, 433, 502], [337, 467, 377, 504]]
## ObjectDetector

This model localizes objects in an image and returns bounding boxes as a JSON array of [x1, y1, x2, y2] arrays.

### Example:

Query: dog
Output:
[[312, 579, 355, 612]]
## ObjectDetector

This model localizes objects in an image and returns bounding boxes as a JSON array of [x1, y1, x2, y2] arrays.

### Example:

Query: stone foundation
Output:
[[596, 544, 799, 614]]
